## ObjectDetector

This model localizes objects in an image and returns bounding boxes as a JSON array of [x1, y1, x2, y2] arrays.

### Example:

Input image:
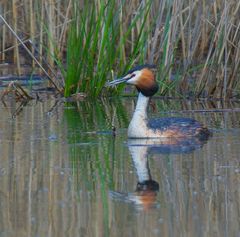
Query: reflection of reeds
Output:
[[1, 1, 240, 97], [0, 96, 240, 236]]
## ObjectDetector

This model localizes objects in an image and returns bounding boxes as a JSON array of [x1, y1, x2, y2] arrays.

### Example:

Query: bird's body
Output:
[[127, 92, 209, 138], [106, 64, 211, 139]]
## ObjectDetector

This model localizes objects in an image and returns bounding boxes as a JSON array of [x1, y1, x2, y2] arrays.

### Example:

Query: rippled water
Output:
[[0, 96, 240, 237]]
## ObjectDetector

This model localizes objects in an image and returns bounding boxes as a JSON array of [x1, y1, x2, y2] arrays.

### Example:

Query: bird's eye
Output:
[[130, 74, 135, 79]]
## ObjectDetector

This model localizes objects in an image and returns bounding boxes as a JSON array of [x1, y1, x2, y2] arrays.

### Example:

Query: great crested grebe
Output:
[[106, 64, 211, 139]]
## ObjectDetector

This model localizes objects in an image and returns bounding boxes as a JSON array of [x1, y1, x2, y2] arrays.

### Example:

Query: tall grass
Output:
[[1, 0, 240, 98], [64, 0, 152, 97]]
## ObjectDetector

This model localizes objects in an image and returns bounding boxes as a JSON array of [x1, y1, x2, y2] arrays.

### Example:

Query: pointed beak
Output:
[[105, 77, 127, 87]]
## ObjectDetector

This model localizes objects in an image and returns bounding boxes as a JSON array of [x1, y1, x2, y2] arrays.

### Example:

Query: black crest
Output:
[[126, 64, 156, 75]]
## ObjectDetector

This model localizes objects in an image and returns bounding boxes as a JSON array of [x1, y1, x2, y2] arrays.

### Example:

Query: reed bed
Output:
[[1, 0, 240, 98]]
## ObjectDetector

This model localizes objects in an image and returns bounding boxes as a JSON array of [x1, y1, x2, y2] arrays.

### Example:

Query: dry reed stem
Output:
[[0, 15, 61, 92], [45, 0, 55, 69], [0, 20, 72, 55], [29, 0, 35, 67], [12, 0, 21, 74], [59, 0, 72, 54], [39, 0, 44, 65], [1, 2, 6, 61]]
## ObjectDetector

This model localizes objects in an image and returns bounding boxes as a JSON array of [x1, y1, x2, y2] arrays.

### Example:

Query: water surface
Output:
[[0, 96, 240, 237]]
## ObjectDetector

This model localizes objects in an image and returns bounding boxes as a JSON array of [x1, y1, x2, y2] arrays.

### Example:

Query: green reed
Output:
[[64, 0, 152, 97]]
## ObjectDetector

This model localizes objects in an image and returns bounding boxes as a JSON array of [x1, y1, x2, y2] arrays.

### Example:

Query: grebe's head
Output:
[[106, 64, 159, 97]]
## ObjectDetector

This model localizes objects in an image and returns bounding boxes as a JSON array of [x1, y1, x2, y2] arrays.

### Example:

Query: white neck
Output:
[[128, 93, 150, 138], [134, 93, 149, 118]]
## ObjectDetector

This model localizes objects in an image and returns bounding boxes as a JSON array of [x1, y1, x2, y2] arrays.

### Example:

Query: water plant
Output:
[[64, 0, 153, 97]]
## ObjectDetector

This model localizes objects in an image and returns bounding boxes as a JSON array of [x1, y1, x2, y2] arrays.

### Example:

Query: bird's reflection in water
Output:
[[109, 136, 209, 210]]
